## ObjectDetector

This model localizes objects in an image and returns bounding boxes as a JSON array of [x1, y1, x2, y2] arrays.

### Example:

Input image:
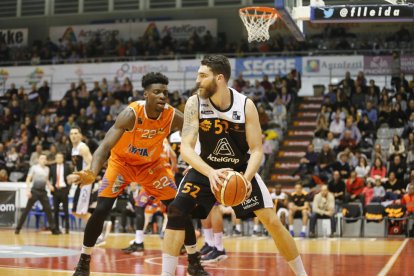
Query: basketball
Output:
[[213, 171, 249, 206]]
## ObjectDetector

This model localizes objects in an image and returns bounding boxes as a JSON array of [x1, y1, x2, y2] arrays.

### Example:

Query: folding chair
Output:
[[363, 203, 386, 237], [384, 204, 409, 237], [341, 203, 363, 237]]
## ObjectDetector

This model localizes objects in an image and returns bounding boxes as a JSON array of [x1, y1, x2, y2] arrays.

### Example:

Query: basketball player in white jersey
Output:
[[69, 127, 112, 245], [161, 55, 307, 276]]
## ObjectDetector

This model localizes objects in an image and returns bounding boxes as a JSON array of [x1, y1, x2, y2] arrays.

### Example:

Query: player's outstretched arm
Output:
[[244, 98, 264, 182], [70, 107, 135, 185]]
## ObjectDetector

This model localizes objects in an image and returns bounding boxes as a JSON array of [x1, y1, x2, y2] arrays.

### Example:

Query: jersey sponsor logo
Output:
[[128, 144, 149, 156], [241, 196, 260, 210], [213, 138, 235, 156], [208, 138, 240, 164], [232, 111, 241, 120], [201, 103, 209, 107], [201, 109, 214, 115], [200, 120, 212, 131]]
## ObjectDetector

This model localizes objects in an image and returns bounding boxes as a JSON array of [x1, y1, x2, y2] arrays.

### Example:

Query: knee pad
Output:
[[166, 197, 194, 230]]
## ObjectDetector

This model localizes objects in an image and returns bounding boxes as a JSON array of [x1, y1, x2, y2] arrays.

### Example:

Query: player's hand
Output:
[[208, 168, 232, 193], [239, 172, 252, 200], [69, 170, 96, 186], [49, 185, 55, 192], [26, 191, 32, 199]]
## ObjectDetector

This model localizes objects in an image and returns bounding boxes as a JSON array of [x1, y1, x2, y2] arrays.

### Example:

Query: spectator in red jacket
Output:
[[345, 171, 365, 205], [401, 183, 414, 215]]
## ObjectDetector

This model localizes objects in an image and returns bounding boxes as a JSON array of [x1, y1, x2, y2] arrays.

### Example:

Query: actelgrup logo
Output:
[[306, 59, 320, 73]]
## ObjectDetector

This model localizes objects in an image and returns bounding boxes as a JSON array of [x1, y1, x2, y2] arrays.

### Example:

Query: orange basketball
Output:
[[213, 171, 248, 206]]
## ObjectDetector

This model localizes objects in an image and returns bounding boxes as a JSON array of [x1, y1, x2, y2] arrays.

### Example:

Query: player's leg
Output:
[[73, 197, 117, 276], [255, 208, 307, 276], [15, 191, 39, 234], [288, 203, 297, 236], [301, 209, 308, 237], [202, 205, 227, 262], [73, 161, 131, 276], [200, 210, 214, 255]]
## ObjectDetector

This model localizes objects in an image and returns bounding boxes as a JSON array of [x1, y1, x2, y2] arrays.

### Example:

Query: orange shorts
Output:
[[99, 157, 177, 201]]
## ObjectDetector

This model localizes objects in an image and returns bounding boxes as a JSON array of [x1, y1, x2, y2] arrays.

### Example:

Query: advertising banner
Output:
[[0, 191, 16, 227], [235, 57, 302, 77], [0, 28, 28, 47], [311, 5, 414, 23], [49, 19, 217, 43], [363, 56, 393, 75], [0, 58, 235, 100], [302, 56, 364, 77], [401, 55, 414, 74]]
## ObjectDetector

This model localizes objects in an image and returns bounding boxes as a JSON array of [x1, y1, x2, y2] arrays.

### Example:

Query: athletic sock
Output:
[[288, 256, 307, 276], [135, 230, 144, 244], [289, 225, 294, 231], [214, 232, 224, 251], [162, 253, 178, 275], [185, 244, 197, 255], [253, 224, 259, 232], [81, 245, 93, 255], [235, 224, 241, 232], [203, 228, 214, 247], [301, 226, 307, 233]]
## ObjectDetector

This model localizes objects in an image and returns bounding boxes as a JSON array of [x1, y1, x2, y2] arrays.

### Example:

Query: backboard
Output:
[[274, 0, 311, 41]]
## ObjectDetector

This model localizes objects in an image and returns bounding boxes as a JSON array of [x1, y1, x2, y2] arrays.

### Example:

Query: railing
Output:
[[1, 48, 414, 67]]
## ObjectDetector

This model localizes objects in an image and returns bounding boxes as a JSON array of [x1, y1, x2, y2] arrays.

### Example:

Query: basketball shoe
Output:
[[200, 243, 214, 255], [187, 252, 210, 276], [201, 247, 227, 263], [73, 253, 90, 276], [122, 242, 144, 254]]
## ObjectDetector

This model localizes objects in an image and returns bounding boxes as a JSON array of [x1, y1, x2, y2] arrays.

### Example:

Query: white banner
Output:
[[0, 28, 28, 47], [0, 58, 235, 101], [302, 56, 364, 77], [49, 19, 217, 43]]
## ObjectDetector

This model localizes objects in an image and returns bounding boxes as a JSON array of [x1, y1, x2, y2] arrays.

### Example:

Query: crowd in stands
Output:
[[1, 25, 413, 66]]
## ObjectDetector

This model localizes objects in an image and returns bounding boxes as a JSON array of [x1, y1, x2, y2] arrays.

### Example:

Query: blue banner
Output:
[[235, 57, 302, 78]]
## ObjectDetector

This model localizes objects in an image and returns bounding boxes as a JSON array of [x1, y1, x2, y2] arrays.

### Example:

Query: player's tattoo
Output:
[[182, 96, 199, 142]]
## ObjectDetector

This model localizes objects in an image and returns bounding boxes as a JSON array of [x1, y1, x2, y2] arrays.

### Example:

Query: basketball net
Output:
[[239, 7, 278, 43]]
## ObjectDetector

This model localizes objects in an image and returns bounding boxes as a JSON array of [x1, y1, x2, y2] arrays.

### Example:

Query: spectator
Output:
[[389, 103, 406, 128], [337, 130, 357, 152], [252, 80, 265, 104], [389, 154, 407, 182], [371, 144, 386, 164], [325, 131, 339, 150], [378, 96, 392, 126], [324, 85, 337, 106], [358, 114, 376, 141], [314, 115, 329, 139], [288, 183, 310, 237], [5, 146, 20, 173], [339, 71, 355, 89], [345, 171, 365, 204], [384, 171, 405, 200], [363, 101, 378, 125], [297, 144, 318, 175], [401, 183, 414, 215], [279, 86, 292, 109], [329, 113, 345, 137], [371, 177, 386, 203], [270, 97, 287, 129], [355, 156, 370, 179], [271, 184, 289, 227], [109, 99, 126, 120], [332, 152, 351, 179], [257, 105, 269, 130], [366, 80, 380, 106], [309, 185, 336, 238], [340, 117, 361, 144], [362, 178, 374, 205], [351, 86, 366, 110], [328, 170, 346, 207], [369, 157, 387, 181], [317, 143, 335, 178], [29, 144, 43, 166], [0, 169, 8, 181], [388, 135, 406, 160]]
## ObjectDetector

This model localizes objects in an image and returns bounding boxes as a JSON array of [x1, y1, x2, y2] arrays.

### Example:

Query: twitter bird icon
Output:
[[320, 8, 334, 18]]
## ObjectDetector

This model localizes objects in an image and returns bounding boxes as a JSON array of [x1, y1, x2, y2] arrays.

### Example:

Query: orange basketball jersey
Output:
[[110, 101, 175, 166]]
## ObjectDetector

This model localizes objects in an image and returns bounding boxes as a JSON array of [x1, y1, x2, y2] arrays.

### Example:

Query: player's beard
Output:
[[197, 79, 217, 99]]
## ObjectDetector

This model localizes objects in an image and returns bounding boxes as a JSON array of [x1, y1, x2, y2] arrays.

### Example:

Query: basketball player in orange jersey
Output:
[[161, 55, 307, 276], [70, 72, 207, 276]]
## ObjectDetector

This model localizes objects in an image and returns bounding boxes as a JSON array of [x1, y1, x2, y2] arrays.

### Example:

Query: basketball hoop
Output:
[[239, 7, 278, 43]]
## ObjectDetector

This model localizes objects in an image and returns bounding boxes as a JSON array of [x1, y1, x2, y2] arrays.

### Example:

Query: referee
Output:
[[15, 154, 61, 235]]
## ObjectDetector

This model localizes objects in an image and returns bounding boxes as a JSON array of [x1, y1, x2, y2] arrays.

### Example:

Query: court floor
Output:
[[0, 229, 411, 275]]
